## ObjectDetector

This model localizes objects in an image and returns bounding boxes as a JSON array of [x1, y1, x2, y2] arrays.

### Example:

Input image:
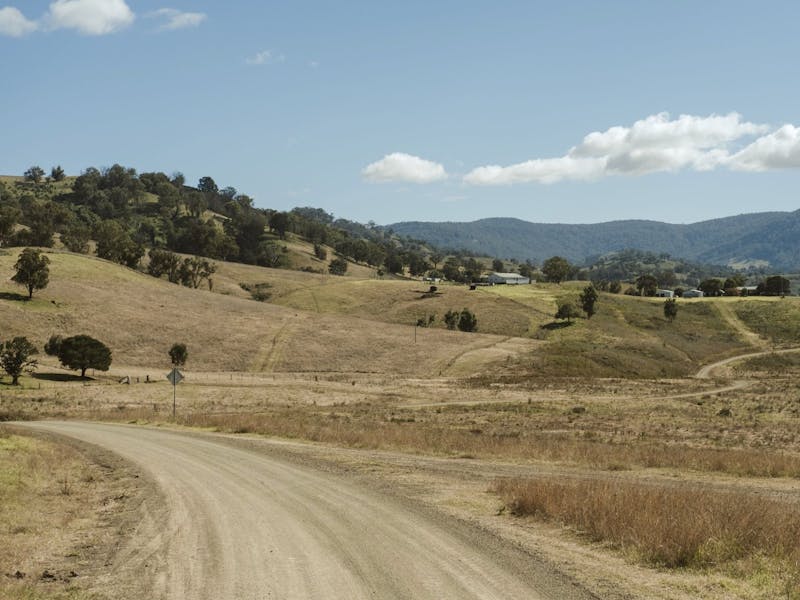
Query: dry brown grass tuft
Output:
[[492, 476, 800, 576]]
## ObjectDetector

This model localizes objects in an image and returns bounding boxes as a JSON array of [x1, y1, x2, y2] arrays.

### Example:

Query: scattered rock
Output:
[[41, 570, 55, 580], [571, 406, 586, 414], [717, 407, 732, 417], [13, 570, 25, 579]]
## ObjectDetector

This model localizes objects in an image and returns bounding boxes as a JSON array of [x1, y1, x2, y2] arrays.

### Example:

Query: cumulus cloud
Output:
[[464, 112, 772, 185], [728, 124, 800, 171], [0, 7, 38, 36], [362, 153, 448, 184], [245, 50, 285, 65], [44, 0, 135, 35], [148, 8, 206, 31]]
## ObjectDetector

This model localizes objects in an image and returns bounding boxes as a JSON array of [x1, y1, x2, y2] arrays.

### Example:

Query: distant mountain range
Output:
[[388, 210, 800, 270]]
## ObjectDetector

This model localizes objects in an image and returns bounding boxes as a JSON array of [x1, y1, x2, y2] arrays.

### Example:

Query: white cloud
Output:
[[148, 8, 206, 31], [362, 153, 448, 184], [728, 125, 800, 171], [464, 112, 771, 185], [44, 0, 135, 35], [246, 50, 285, 66], [0, 7, 38, 36]]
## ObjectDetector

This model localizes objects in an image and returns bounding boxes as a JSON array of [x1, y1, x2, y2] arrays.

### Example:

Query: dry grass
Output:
[[0, 428, 98, 599], [492, 476, 800, 594]]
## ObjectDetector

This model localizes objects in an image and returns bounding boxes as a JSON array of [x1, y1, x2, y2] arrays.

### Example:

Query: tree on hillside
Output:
[[542, 256, 571, 283], [492, 258, 504, 272], [555, 301, 580, 323], [197, 176, 218, 195], [56, 335, 112, 378], [0, 337, 38, 385], [698, 278, 723, 297], [761, 275, 791, 297], [664, 298, 678, 322], [44, 334, 63, 357], [12, 248, 50, 299], [0, 202, 21, 246], [94, 221, 144, 268], [169, 343, 188, 367], [24, 166, 45, 183], [457, 308, 478, 332], [444, 309, 460, 330], [61, 223, 91, 254], [579, 285, 598, 319], [148, 248, 182, 283], [178, 256, 217, 289], [268, 212, 290, 239], [50, 165, 66, 182], [329, 257, 348, 276], [635, 274, 658, 296]]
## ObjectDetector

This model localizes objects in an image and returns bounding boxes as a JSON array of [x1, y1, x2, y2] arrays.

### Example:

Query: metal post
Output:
[[173, 380, 176, 419]]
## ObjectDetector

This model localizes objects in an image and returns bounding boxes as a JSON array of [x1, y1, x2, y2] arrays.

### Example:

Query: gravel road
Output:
[[20, 421, 593, 600]]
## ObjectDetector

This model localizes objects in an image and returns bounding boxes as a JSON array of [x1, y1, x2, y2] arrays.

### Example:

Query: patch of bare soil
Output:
[[0, 425, 158, 600]]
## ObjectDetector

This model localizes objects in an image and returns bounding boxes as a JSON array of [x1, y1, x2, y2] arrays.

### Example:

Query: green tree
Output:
[[444, 309, 460, 330], [50, 165, 66, 182], [94, 221, 144, 268], [492, 258, 504, 272], [178, 256, 217, 289], [61, 223, 91, 253], [542, 256, 571, 283], [579, 285, 598, 319], [148, 248, 182, 283], [457, 308, 478, 332], [0, 337, 38, 385], [698, 278, 723, 297], [44, 334, 63, 356], [663, 298, 678, 322], [0, 201, 21, 246], [12, 248, 50, 299], [24, 166, 45, 183], [635, 274, 659, 296], [329, 257, 348, 276], [268, 212, 290, 239], [56, 335, 112, 378], [555, 301, 580, 323], [169, 343, 188, 367], [763, 275, 791, 296]]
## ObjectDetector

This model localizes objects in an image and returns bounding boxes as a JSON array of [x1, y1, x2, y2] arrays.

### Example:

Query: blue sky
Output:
[[2, 1, 800, 225]]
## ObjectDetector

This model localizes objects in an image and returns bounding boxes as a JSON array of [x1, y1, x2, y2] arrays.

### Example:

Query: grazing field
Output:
[[4, 252, 800, 598]]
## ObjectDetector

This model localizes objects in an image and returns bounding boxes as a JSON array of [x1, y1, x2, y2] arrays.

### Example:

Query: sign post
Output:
[[166, 368, 184, 419]]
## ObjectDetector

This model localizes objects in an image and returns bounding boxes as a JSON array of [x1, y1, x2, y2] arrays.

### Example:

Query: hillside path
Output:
[[695, 347, 800, 379], [18, 421, 592, 600]]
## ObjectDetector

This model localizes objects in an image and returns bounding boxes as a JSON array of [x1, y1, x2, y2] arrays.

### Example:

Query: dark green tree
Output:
[[0, 337, 38, 385], [329, 257, 348, 276], [268, 212, 290, 239], [579, 285, 598, 319], [169, 343, 188, 367], [663, 298, 678, 322], [444, 309, 460, 330], [542, 256, 571, 283], [12, 248, 50, 299], [698, 278, 723, 297], [0, 201, 21, 246], [555, 301, 580, 323], [61, 223, 91, 253], [94, 221, 144, 268], [44, 334, 63, 356], [24, 166, 45, 183], [178, 257, 217, 289], [56, 335, 112, 378], [492, 258, 504, 272], [457, 308, 478, 332], [635, 274, 659, 296], [763, 275, 791, 296], [148, 248, 182, 283], [50, 165, 66, 182]]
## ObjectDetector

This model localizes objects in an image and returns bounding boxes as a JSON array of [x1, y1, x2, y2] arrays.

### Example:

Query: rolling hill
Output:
[[388, 210, 800, 269], [6, 248, 792, 380]]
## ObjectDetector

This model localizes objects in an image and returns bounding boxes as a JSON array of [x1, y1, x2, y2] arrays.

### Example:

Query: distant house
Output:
[[656, 289, 674, 298], [487, 272, 531, 285], [682, 289, 704, 298]]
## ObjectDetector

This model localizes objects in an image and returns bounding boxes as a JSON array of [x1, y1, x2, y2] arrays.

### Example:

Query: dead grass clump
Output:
[[492, 476, 800, 571]]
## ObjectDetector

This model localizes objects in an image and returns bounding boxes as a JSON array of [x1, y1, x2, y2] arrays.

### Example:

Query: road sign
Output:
[[166, 368, 184, 385]]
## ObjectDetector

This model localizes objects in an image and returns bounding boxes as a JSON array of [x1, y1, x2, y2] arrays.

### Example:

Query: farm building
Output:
[[682, 289, 704, 298], [487, 272, 531, 285], [656, 289, 674, 298]]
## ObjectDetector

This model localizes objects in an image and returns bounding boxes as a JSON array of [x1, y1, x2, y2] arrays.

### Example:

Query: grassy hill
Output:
[[388, 211, 800, 269], [3, 249, 797, 380], [0, 249, 521, 377]]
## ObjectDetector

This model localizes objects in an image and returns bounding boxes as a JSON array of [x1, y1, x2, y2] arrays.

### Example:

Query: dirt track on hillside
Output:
[[18, 421, 593, 600]]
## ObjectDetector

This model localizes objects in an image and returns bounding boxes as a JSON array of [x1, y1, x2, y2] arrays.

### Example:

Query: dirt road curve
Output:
[[20, 421, 592, 600], [695, 346, 800, 379]]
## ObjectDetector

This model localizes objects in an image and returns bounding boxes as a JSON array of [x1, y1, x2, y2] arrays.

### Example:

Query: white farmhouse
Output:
[[656, 289, 674, 298], [487, 272, 531, 285]]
